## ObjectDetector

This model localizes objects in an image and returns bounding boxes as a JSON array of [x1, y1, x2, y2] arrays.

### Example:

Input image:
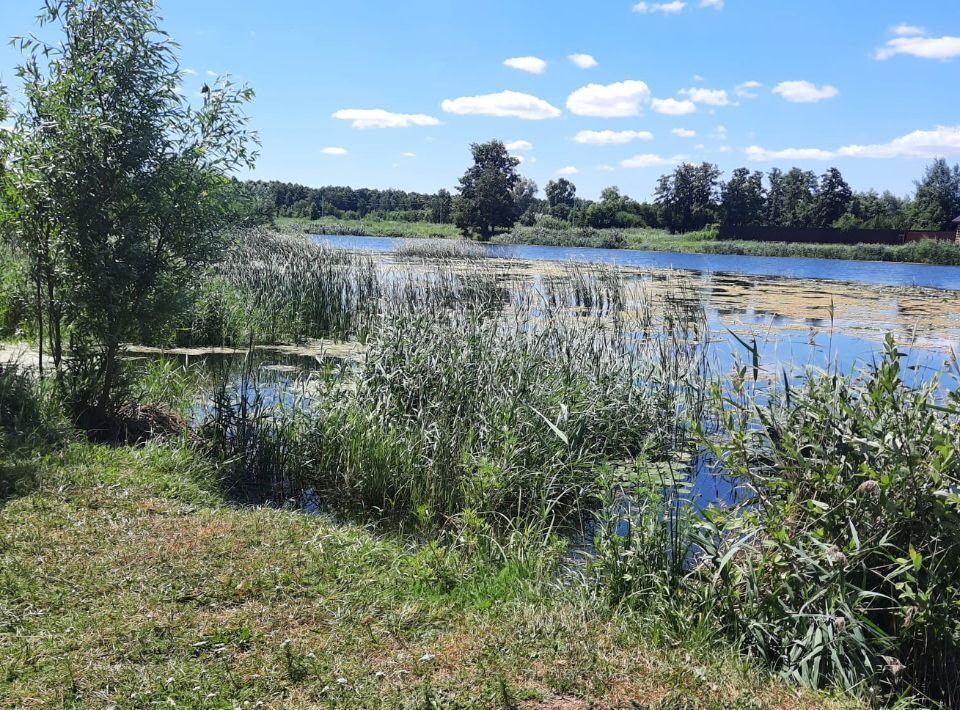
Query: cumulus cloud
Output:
[[679, 87, 730, 106], [672, 128, 696, 137], [745, 125, 960, 162], [734, 80, 762, 98], [333, 108, 442, 129], [401, 152, 416, 157], [568, 53, 598, 69], [745, 146, 836, 161], [566, 80, 651, 117], [557, 166, 579, 175], [504, 56, 548, 74], [875, 34, 960, 61], [505, 139, 533, 151], [573, 129, 653, 144], [836, 125, 960, 159], [321, 146, 348, 156], [621, 153, 687, 168], [597, 164, 617, 171], [700, 0, 723, 7], [632, 1, 686, 13], [772, 80, 839, 103], [441, 90, 562, 120], [652, 97, 697, 115]]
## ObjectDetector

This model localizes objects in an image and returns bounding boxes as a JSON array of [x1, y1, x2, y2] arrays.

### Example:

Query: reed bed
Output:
[[157, 231, 960, 704]]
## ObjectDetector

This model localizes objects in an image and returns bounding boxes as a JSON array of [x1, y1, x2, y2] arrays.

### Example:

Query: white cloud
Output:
[[718, 145, 733, 153], [633, 1, 686, 13], [566, 80, 651, 117], [700, 0, 723, 7], [891, 24, 926, 37], [836, 125, 960, 159], [772, 80, 839, 103], [745, 146, 835, 161], [401, 152, 416, 157], [679, 87, 730, 106], [206, 70, 218, 77], [745, 126, 960, 162], [320, 146, 348, 156], [692, 74, 705, 82], [504, 56, 548, 74], [652, 97, 697, 115], [672, 128, 696, 137], [734, 80, 762, 98], [182, 68, 198, 76], [875, 35, 960, 61], [441, 90, 561, 120], [557, 166, 579, 175], [621, 153, 687, 168], [333, 108, 442, 129], [505, 139, 533, 151], [568, 53, 598, 69], [597, 164, 617, 171], [713, 125, 728, 140], [573, 129, 653, 145]]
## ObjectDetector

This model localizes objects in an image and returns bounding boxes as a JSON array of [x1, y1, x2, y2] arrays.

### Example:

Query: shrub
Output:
[[700, 336, 960, 703]]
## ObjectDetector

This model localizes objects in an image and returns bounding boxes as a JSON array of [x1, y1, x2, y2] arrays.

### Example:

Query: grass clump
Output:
[[501, 225, 628, 249], [394, 237, 492, 260], [289, 215, 461, 240]]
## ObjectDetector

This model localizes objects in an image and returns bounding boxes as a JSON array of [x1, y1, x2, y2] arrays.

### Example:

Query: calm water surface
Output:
[[313, 234, 960, 291]]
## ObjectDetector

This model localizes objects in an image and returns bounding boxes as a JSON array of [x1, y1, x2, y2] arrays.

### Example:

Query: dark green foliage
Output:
[[700, 337, 960, 703], [655, 162, 722, 234], [814, 168, 854, 228], [453, 141, 522, 241], [720, 168, 766, 226], [909, 158, 960, 230]]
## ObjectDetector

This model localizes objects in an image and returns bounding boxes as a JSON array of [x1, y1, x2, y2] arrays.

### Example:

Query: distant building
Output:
[[955, 215, 960, 242]]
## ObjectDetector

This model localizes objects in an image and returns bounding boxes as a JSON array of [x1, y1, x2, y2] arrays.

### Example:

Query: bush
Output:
[[700, 336, 960, 703], [0, 365, 68, 450]]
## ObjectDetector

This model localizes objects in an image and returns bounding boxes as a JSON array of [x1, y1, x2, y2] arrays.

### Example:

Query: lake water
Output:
[[312, 234, 960, 388], [313, 234, 960, 291]]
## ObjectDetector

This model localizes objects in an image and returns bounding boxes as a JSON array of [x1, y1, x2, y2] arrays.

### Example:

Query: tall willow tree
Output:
[[1, 0, 258, 429]]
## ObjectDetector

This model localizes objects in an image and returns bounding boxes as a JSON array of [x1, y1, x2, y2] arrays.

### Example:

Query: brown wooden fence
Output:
[[718, 225, 957, 245]]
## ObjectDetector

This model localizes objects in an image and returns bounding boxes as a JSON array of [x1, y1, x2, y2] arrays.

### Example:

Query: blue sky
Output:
[[1, 1, 958, 200]]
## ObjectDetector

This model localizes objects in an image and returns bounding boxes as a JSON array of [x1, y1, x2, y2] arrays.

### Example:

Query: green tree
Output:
[[545, 178, 577, 210], [765, 168, 786, 226], [430, 188, 452, 223], [720, 168, 766, 226], [512, 176, 538, 217], [654, 162, 721, 233], [814, 167, 853, 228], [453, 140, 520, 240], [781, 168, 819, 227], [3, 0, 257, 429], [909, 159, 960, 230]]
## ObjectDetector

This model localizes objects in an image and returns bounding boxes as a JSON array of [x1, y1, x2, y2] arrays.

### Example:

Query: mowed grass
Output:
[[0, 443, 852, 708]]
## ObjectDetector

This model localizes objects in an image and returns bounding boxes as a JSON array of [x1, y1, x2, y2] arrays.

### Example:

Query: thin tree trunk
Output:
[[34, 271, 43, 378], [93, 338, 119, 430]]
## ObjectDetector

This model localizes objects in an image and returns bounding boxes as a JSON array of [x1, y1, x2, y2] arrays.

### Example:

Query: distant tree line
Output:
[[246, 180, 453, 223], [653, 159, 960, 234], [250, 146, 960, 239]]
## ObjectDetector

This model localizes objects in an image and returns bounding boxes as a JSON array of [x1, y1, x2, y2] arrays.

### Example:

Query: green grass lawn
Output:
[[0, 441, 852, 708]]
